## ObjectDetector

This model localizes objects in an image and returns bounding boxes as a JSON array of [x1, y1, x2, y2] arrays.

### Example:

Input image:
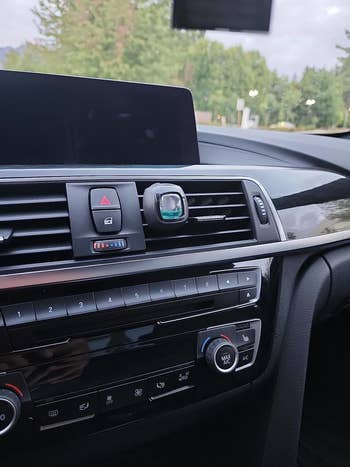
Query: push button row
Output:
[[1, 270, 259, 326], [37, 366, 195, 428]]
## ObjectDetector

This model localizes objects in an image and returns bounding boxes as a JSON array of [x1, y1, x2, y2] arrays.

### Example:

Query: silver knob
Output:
[[0, 389, 21, 436], [205, 338, 238, 374]]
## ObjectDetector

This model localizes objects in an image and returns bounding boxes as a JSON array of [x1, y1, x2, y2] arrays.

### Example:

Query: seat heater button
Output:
[[235, 329, 255, 347]]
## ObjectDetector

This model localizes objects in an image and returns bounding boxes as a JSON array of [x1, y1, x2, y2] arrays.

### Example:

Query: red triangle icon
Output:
[[99, 195, 112, 206]]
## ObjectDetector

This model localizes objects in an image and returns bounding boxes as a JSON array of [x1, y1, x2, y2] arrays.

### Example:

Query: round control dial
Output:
[[205, 338, 238, 374], [0, 389, 21, 436]]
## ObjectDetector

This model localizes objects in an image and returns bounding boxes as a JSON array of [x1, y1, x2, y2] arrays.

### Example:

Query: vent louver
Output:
[[0, 183, 73, 268], [137, 180, 254, 251]]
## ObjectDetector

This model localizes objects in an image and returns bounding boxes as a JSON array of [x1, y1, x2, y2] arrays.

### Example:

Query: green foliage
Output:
[[4, 0, 349, 129], [296, 68, 343, 127]]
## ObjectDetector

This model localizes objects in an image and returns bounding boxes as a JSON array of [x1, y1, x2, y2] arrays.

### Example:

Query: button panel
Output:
[[36, 366, 195, 428], [0, 269, 261, 326]]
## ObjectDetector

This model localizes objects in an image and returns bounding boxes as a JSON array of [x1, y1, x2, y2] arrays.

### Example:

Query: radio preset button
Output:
[[2, 303, 36, 326], [217, 272, 238, 290], [122, 285, 151, 306], [149, 281, 175, 301], [66, 293, 97, 316], [196, 275, 219, 293], [94, 289, 124, 311], [173, 278, 197, 298], [34, 298, 67, 321]]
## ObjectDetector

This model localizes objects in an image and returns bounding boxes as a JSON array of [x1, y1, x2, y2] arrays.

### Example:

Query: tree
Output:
[[295, 68, 343, 128], [337, 29, 350, 111]]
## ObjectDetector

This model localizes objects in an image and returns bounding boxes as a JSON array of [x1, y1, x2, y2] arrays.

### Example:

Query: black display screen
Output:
[[0, 71, 199, 166]]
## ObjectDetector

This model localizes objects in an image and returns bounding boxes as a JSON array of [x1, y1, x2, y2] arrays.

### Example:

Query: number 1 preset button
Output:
[[66, 293, 97, 316], [2, 303, 36, 326]]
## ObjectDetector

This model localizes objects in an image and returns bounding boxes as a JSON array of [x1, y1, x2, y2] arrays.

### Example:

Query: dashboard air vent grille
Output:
[[137, 180, 254, 251], [0, 183, 73, 268]]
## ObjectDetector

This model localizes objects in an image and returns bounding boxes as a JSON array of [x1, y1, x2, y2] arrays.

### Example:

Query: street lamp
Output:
[[249, 89, 259, 98]]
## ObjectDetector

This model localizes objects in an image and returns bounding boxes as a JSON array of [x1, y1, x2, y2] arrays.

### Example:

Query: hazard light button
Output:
[[90, 188, 120, 210]]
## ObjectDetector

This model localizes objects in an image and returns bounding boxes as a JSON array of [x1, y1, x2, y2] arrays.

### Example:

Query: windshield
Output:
[[0, 0, 349, 133]]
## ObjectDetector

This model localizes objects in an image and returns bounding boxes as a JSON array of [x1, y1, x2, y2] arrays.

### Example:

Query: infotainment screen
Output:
[[0, 70, 199, 166]]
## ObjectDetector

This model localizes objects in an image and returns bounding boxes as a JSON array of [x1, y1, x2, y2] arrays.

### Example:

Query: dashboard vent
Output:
[[137, 180, 254, 251], [0, 183, 73, 268]]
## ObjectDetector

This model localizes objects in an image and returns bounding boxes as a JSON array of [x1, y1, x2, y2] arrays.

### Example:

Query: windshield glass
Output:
[[0, 0, 349, 132]]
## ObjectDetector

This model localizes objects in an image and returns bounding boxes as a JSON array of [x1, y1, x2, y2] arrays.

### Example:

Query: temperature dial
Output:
[[205, 338, 238, 374]]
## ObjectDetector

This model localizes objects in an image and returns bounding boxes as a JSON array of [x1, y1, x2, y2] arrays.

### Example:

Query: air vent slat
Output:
[[188, 204, 246, 210], [137, 180, 254, 252], [0, 183, 72, 269], [0, 243, 72, 257], [0, 210, 69, 222], [13, 227, 71, 238], [146, 228, 252, 242], [0, 195, 67, 206]]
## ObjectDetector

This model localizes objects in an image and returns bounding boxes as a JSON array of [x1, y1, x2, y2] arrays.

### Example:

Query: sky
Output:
[[0, 0, 348, 77]]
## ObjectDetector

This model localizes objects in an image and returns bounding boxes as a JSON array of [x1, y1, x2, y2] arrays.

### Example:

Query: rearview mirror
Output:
[[172, 0, 273, 32]]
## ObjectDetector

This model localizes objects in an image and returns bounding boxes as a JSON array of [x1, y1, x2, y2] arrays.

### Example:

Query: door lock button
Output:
[[92, 210, 122, 234]]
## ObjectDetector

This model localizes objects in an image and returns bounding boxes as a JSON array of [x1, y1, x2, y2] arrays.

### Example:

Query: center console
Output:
[[0, 257, 276, 441]]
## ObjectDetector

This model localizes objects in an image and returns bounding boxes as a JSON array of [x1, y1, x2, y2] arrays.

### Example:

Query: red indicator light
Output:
[[5, 383, 24, 398], [220, 333, 231, 342], [99, 195, 111, 206]]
